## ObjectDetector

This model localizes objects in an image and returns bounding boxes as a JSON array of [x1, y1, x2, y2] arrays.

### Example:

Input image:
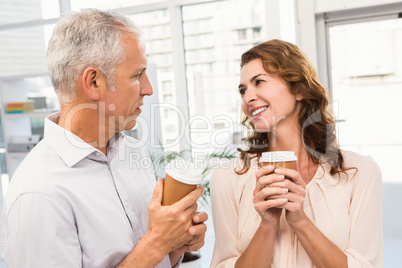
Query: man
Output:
[[1, 9, 207, 267]]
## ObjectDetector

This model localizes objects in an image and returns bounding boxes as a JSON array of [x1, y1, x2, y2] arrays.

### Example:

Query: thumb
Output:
[[150, 178, 163, 207]]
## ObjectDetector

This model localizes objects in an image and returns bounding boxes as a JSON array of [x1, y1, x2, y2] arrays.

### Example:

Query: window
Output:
[[70, 0, 166, 11], [328, 18, 402, 183], [0, 0, 296, 174], [126, 10, 181, 152], [0, 0, 59, 25], [237, 29, 247, 40], [182, 0, 268, 154], [0, 24, 54, 77]]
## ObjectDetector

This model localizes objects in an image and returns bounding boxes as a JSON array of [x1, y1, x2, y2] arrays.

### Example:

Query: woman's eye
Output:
[[239, 89, 246, 96], [255, 79, 264, 86]]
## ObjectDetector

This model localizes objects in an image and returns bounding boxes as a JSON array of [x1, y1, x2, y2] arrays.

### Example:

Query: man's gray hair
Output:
[[47, 9, 141, 102]]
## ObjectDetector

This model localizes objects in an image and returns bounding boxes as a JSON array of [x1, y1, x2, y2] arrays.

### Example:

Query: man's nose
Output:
[[141, 74, 153, 96]]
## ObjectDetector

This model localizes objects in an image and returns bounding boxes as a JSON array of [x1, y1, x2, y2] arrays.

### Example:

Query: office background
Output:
[[0, 0, 401, 267]]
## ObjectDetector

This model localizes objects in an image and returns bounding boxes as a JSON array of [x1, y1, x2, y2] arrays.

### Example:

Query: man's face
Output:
[[102, 34, 153, 133]]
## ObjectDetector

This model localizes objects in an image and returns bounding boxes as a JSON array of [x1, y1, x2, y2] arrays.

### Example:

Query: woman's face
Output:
[[239, 59, 302, 132]]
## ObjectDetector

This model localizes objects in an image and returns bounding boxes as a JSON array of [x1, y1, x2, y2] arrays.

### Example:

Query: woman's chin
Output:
[[253, 121, 272, 133], [254, 127, 270, 133]]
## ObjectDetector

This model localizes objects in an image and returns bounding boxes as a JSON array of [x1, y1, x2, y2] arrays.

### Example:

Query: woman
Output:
[[210, 39, 383, 268]]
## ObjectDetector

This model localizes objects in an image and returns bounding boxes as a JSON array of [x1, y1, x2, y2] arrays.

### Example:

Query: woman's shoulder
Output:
[[341, 150, 380, 172], [210, 157, 256, 188], [340, 150, 382, 183]]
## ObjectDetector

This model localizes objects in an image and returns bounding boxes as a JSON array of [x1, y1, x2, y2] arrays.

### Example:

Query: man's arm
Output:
[[117, 178, 207, 267], [2, 193, 82, 268]]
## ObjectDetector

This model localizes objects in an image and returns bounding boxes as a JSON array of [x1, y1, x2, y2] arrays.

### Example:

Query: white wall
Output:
[[315, 0, 402, 13]]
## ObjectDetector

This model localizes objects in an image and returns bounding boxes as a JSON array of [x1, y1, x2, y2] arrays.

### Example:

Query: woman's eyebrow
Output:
[[250, 73, 267, 82], [238, 73, 267, 89]]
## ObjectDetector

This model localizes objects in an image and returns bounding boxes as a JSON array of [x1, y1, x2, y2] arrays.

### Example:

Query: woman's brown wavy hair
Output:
[[236, 39, 353, 177]]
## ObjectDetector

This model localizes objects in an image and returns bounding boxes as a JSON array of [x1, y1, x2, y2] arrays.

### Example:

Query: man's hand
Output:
[[186, 211, 208, 251], [146, 178, 207, 257], [117, 178, 208, 268], [169, 211, 208, 264]]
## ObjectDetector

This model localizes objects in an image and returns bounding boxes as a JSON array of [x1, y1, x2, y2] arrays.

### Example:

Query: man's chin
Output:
[[123, 121, 137, 131]]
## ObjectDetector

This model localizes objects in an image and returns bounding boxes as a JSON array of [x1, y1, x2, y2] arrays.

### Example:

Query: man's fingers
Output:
[[176, 185, 204, 209], [188, 223, 207, 236], [150, 178, 163, 207], [192, 211, 208, 224]]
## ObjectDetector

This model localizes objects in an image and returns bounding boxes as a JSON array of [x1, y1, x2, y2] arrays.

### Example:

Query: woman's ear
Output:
[[82, 67, 105, 100], [296, 93, 304, 101]]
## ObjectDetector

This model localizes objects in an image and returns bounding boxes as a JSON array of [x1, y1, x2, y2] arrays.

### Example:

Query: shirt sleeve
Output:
[[345, 157, 384, 268], [2, 192, 82, 268], [171, 254, 183, 268], [210, 166, 241, 268]]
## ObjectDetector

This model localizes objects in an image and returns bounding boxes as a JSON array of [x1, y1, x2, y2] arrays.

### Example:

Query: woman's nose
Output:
[[244, 88, 257, 104]]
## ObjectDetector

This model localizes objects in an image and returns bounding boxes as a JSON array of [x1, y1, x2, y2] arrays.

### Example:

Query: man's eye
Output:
[[133, 71, 143, 79]]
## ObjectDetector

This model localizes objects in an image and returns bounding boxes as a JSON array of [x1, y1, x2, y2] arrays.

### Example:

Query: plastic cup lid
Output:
[[259, 151, 297, 162], [165, 158, 203, 185]]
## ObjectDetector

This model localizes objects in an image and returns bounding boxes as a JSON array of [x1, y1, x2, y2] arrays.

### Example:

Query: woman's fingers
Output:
[[255, 165, 275, 179], [254, 186, 287, 202], [254, 196, 288, 212], [274, 168, 305, 187], [267, 180, 306, 196], [254, 173, 286, 196]]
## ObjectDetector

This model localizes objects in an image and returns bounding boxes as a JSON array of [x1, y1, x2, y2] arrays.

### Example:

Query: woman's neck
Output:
[[267, 122, 318, 184]]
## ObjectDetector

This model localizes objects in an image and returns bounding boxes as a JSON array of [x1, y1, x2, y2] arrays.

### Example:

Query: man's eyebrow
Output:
[[238, 74, 267, 89], [133, 67, 146, 76]]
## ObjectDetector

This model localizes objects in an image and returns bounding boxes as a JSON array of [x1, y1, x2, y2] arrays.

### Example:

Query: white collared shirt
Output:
[[1, 113, 173, 268]]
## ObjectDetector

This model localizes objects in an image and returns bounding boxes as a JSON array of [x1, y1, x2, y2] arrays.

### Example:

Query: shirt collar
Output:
[[43, 112, 124, 168]]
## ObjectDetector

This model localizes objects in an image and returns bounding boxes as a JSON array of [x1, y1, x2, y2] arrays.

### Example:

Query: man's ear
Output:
[[82, 67, 106, 100]]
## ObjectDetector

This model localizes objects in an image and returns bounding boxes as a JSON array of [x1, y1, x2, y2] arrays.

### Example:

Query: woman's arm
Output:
[[210, 166, 242, 268], [343, 157, 383, 267], [272, 168, 347, 268], [270, 158, 383, 268], [234, 166, 289, 268], [234, 221, 278, 268], [290, 216, 347, 268], [210, 164, 287, 267]]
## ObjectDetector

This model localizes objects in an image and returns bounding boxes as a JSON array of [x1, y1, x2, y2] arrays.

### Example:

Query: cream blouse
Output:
[[210, 150, 383, 268]]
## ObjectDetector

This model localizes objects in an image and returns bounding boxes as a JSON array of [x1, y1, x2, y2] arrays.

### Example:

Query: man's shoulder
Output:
[[6, 140, 65, 205], [13, 140, 57, 177]]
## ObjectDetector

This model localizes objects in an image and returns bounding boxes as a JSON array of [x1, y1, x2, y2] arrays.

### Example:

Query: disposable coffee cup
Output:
[[258, 151, 298, 180], [162, 158, 203, 206]]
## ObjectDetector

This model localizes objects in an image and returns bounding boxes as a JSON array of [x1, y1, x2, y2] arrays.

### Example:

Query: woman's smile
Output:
[[250, 105, 269, 119]]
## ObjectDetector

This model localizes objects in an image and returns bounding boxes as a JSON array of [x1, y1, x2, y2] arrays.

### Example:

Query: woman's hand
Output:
[[253, 165, 288, 226], [269, 168, 307, 226]]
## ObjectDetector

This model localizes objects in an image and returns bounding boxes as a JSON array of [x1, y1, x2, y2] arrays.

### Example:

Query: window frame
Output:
[[315, 2, 402, 100]]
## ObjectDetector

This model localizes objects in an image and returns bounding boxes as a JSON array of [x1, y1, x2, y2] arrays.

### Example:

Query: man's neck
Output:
[[58, 103, 114, 155]]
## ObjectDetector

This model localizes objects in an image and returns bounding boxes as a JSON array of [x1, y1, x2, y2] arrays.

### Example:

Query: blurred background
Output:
[[0, 0, 401, 267]]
